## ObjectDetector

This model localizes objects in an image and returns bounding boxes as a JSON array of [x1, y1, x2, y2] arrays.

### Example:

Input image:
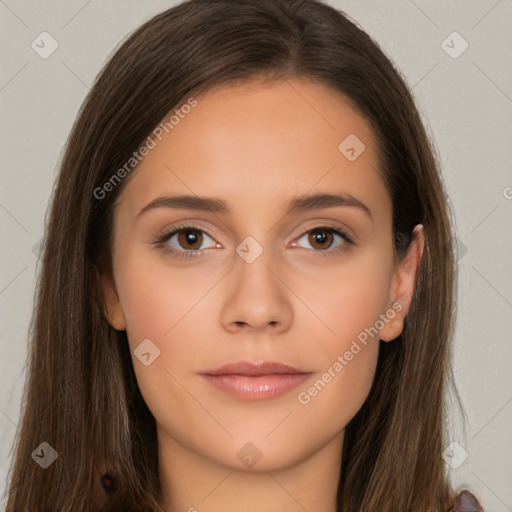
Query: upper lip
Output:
[[202, 361, 309, 376]]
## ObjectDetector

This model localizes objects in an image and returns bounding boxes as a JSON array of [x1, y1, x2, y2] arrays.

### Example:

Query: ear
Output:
[[100, 273, 127, 331], [380, 224, 425, 342]]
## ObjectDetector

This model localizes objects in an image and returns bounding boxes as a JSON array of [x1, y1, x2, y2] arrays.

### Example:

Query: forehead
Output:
[[117, 77, 390, 223]]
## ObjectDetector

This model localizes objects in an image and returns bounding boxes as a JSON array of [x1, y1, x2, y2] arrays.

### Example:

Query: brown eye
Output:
[[177, 228, 203, 250], [307, 229, 334, 250], [294, 226, 352, 254], [153, 224, 219, 260]]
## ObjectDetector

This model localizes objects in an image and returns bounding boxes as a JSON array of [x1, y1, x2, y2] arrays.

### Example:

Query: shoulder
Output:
[[452, 489, 484, 511]]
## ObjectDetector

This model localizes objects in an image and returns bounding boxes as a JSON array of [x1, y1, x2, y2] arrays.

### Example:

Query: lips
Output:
[[203, 361, 307, 376], [200, 361, 312, 401]]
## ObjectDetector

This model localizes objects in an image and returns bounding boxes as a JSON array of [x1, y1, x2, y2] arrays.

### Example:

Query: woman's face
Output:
[[102, 77, 422, 474]]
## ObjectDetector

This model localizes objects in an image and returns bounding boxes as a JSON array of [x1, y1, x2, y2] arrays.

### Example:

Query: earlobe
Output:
[[100, 273, 127, 331], [379, 313, 404, 342], [380, 224, 425, 342]]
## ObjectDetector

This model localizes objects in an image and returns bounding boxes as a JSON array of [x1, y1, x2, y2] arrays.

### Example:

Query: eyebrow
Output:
[[137, 192, 373, 220]]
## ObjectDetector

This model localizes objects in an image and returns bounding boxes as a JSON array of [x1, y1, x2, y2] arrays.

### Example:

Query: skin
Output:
[[102, 77, 424, 512]]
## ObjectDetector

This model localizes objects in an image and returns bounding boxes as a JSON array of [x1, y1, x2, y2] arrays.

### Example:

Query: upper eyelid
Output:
[[162, 216, 355, 235]]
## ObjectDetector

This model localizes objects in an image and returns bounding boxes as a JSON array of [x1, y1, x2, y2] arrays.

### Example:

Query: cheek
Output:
[[290, 249, 393, 419], [116, 251, 220, 346], [295, 246, 393, 347], [113, 252, 221, 429]]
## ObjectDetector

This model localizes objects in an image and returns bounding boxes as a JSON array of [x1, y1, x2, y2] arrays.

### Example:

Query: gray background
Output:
[[1, 0, 511, 510]]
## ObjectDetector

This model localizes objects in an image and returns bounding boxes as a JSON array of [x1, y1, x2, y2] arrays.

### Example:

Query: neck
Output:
[[157, 428, 343, 512]]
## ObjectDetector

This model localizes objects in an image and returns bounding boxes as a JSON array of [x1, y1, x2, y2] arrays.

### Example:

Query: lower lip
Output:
[[201, 373, 311, 401]]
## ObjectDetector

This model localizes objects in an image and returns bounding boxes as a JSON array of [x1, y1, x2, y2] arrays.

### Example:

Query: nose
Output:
[[220, 245, 293, 334]]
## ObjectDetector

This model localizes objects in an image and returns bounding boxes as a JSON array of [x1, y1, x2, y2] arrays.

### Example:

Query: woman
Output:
[[5, 0, 483, 510]]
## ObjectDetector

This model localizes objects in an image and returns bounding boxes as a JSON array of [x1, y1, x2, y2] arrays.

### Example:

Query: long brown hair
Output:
[[5, 0, 462, 510]]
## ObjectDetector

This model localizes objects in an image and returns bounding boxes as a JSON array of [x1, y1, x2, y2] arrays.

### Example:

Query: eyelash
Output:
[[152, 223, 354, 260]]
